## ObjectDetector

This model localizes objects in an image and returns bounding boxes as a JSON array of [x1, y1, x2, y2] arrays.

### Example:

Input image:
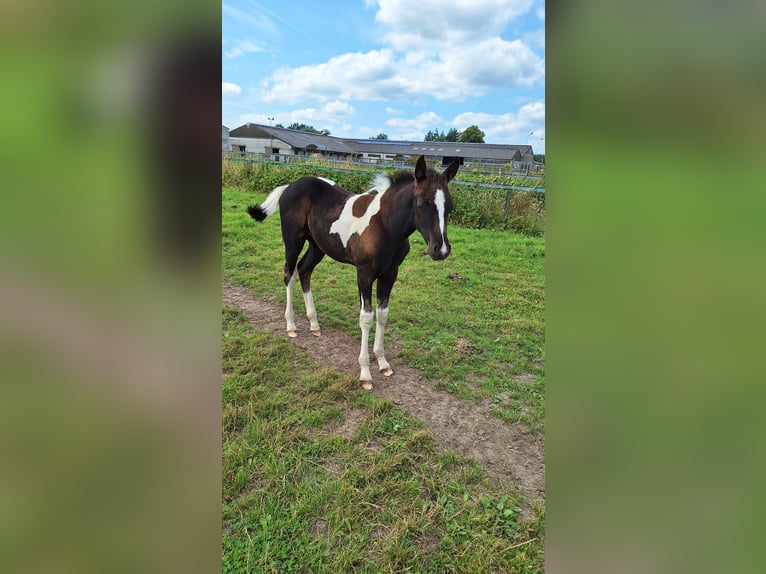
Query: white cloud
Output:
[[451, 101, 545, 143], [259, 49, 398, 104], [225, 39, 264, 59], [428, 37, 544, 98], [255, 0, 542, 105], [258, 35, 543, 104], [322, 100, 356, 117], [222, 82, 242, 97], [386, 111, 444, 140], [375, 0, 534, 52], [238, 101, 356, 134], [526, 28, 545, 49]]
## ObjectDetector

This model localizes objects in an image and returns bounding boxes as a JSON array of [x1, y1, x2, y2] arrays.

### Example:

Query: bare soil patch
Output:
[[223, 282, 544, 505]]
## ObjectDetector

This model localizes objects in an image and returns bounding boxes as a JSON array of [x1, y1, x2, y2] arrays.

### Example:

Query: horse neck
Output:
[[381, 183, 416, 239]]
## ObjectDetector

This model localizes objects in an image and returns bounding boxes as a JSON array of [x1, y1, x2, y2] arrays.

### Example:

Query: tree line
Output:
[[275, 122, 487, 143]]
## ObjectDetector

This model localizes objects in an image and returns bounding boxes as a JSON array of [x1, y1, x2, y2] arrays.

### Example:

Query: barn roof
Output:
[[229, 123, 534, 159], [230, 123, 356, 154]]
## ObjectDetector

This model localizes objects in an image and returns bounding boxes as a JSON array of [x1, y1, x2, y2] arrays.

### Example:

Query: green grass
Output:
[[223, 186, 545, 429], [222, 307, 544, 573]]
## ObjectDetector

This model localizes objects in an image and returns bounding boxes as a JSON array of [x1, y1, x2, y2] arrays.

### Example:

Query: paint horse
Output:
[[247, 155, 460, 390]]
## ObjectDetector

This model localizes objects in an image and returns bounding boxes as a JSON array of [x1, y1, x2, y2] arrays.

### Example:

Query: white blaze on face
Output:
[[330, 188, 387, 248], [434, 189, 448, 255]]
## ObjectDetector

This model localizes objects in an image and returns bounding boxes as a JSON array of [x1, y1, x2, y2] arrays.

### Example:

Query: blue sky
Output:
[[222, 0, 545, 153]]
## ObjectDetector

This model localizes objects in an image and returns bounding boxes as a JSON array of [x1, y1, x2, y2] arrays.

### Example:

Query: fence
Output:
[[222, 151, 545, 179]]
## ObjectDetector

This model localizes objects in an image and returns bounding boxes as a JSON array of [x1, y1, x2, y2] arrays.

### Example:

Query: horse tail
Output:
[[247, 184, 289, 222]]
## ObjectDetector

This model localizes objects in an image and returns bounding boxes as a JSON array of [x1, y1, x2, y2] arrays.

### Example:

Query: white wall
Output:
[[227, 137, 292, 155]]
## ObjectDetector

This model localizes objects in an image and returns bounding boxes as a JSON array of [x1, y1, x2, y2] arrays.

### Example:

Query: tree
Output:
[[445, 128, 461, 142], [424, 129, 447, 142], [370, 132, 389, 140], [286, 122, 330, 136], [459, 125, 485, 143]]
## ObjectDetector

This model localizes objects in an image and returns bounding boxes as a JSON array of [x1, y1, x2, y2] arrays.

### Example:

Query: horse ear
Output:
[[443, 157, 461, 182], [414, 156, 427, 181]]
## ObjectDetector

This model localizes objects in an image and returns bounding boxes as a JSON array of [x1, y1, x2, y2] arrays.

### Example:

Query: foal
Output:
[[248, 155, 460, 389]]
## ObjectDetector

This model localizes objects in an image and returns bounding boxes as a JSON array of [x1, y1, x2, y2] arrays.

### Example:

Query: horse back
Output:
[[278, 176, 347, 224]]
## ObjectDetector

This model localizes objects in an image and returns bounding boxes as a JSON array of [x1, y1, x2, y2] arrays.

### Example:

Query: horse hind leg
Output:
[[283, 234, 305, 338], [284, 267, 299, 337], [298, 240, 325, 336]]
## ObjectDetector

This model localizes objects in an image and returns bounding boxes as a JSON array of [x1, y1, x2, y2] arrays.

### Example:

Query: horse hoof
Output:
[[381, 368, 393, 377], [310, 329, 321, 337], [361, 381, 373, 391], [287, 330, 297, 338]]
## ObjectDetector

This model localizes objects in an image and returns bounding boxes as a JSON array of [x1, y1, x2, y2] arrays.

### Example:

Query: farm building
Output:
[[222, 125, 231, 152], [227, 123, 536, 170]]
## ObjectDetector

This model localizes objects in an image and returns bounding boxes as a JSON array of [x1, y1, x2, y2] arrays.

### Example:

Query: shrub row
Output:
[[222, 159, 545, 236]]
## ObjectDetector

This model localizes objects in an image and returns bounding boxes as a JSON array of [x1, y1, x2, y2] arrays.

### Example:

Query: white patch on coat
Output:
[[434, 189, 448, 255], [330, 186, 388, 248], [317, 177, 336, 186]]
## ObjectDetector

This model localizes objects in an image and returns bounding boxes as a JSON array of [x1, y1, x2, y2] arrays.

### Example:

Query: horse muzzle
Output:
[[427, 237, 451, 260]]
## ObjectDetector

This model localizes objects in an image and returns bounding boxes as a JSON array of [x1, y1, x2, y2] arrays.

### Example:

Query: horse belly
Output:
[[308, 221, 353, 264]]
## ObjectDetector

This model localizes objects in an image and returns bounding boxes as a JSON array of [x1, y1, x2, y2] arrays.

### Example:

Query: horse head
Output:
[[412, 155, 460, 261]]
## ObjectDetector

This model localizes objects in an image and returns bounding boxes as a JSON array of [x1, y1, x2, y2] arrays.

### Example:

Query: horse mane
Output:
[[370, 165, 440, 195], [388, 169, 415, 189]]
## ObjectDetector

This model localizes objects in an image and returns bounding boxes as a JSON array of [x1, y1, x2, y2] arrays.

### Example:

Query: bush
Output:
[[222, 159, 545, 235], [222, 159, 373, 194], [450, 183, 545, 236]]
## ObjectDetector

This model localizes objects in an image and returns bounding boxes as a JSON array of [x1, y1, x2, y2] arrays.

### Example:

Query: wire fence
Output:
[[222, 151, 545, 180]]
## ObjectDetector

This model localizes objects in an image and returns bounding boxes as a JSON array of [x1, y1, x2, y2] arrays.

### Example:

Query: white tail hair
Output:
[[259, 184, 289, 218]]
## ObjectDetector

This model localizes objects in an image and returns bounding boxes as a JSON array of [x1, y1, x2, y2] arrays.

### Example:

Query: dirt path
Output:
[[223, 282, 544, 505]]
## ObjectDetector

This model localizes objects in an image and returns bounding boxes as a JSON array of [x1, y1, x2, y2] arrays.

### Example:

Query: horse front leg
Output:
[[373, 267, 399, 377], [357, 276, 374, 390]]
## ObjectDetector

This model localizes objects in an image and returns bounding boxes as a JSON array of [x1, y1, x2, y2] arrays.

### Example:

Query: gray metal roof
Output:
[[229, 123, 534, 159], [230, 123, 356, 154]]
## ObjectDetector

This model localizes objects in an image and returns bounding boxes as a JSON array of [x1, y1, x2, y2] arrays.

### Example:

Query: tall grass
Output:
[[450, 184, 545, 236], [222, 159, 545, 236]]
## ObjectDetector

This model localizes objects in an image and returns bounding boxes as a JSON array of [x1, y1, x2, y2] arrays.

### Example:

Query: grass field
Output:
[[222, 179, 545, 571], [222, 308, 544, 573], [222, 186, 545, 429]]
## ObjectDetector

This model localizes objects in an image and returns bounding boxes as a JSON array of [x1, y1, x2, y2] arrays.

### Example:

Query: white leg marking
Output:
[[358, 307, 374, 387], [373, 305, 392, 376], [285, 270, 297, 337], [303, 289, 321, 335], [435, 189, 448, 256]]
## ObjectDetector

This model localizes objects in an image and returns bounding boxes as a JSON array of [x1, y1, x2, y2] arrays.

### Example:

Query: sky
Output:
[[222, 0, 545, 153]]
